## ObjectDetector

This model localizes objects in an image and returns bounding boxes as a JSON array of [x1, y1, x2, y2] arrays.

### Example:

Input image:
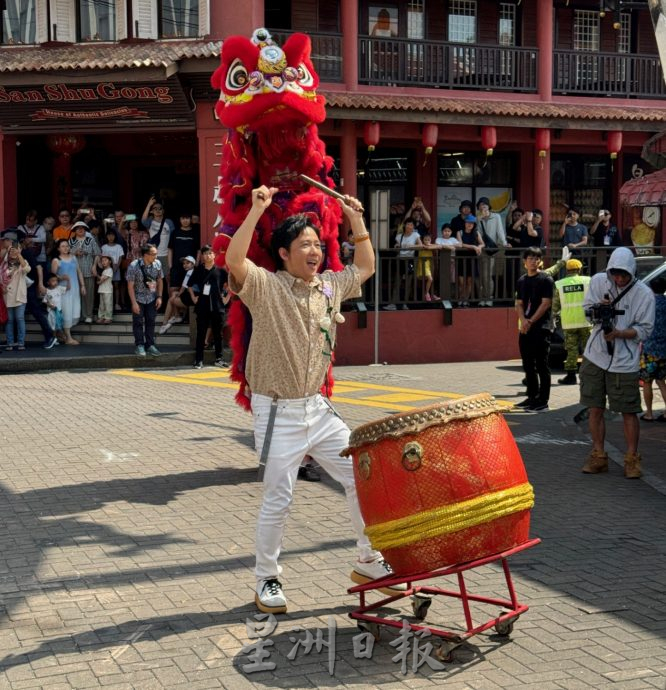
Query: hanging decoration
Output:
[[535, 128, 550, 170], [481, 126, 497, 157], [46, 134, 86, 157], [421, 123, 439, 165], [607, 130, 623, 159], [607, 129, 622, 172], [363, 121, 380, 152]]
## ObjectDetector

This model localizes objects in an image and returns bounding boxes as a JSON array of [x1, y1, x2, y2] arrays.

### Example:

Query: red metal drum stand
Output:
[[348, 538, 541, 662]]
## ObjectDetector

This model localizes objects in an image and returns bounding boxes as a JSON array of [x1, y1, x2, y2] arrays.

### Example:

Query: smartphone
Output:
[[79, 208, 91, 214], [125, 214, 137, 221]]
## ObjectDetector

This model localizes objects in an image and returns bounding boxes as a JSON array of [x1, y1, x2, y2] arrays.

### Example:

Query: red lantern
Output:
[[535, 128, 550, 158], [421, 123, 439, 156], [481, 126, 497, 157], [607, 130, 623, 160], [364, 121, 380, 152], [46, 134, 86, 158]]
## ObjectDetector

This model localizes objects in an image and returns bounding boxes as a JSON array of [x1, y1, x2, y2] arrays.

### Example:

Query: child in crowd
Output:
[[341, 230, 355, 265], [416, 234, 438, 301], [96, 255, 114, 324], [435, 222, 461, 286], [160, 255, 196, 334], [43, 274, 66, 342], [100, 229, 125, 311]]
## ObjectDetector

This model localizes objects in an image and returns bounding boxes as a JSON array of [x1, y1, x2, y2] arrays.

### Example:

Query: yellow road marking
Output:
[[111, 370, 238, 390], [362, 393, 444, 403], [327, 384, 362, 393], [111, 369, 514, 412], [335, 380, 466, 398], [331, 396, 417, 412], [178, 371, 232, 380]]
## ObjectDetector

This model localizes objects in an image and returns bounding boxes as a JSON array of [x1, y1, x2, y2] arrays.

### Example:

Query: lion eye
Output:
[[296, 63, 315, 88], [226, 59, 249, 91]]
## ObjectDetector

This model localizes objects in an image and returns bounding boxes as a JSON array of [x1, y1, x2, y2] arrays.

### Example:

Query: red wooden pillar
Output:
[[0, 134, 18, 229], [533, 149, 551, 241], [341, 0, 358, 90], [340, 119, 358, 198], [537, 0, 553, 101], [196, 104, 224, 245]]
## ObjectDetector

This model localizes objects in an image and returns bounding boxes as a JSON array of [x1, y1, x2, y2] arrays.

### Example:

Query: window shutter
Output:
[[116, 0, 128, 39], [36, 0, 48, 43], [198, 0, 209, 37], [49, 0, 76, 42], [132, 0, 157, 39]]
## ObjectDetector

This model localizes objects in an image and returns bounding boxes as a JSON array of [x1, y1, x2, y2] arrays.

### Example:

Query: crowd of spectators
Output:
[[380, 197, 636, 308], [0, 200, 227, 364]]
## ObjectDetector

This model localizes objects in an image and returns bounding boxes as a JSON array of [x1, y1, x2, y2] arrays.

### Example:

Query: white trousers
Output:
[[251, 393, 380, 582]]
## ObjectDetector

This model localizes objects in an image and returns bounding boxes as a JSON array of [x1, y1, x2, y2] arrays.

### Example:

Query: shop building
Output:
[[1, 1, 665, 363]]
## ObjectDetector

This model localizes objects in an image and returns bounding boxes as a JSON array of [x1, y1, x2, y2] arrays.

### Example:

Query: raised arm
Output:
[[420, 204, 432, 228], [142, 196, 156, 223], [226, 185, 277, 289]]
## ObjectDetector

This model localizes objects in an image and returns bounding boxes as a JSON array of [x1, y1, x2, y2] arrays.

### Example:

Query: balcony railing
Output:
[[268, 29, 663, 98], [553, 50, 666, 98], [268, 30, 343, 82], [352, 246, 665, 310], [359, 37, 538, 91]]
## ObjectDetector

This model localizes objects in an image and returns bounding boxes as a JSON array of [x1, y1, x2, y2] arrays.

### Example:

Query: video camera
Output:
[[586, 295, 625, 354]]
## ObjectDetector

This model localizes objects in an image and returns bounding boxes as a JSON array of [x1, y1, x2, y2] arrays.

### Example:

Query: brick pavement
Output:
[[0, 362, 664, 689]]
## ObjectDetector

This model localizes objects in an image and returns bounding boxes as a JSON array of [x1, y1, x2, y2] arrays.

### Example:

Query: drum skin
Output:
[[344, 394, 534, 576]]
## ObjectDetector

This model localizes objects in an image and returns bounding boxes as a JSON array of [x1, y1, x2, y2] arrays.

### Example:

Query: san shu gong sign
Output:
[[0, 79, 194, 132]]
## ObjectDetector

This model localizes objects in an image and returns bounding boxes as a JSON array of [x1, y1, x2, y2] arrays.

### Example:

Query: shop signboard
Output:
[[0, 78, 194, 132]]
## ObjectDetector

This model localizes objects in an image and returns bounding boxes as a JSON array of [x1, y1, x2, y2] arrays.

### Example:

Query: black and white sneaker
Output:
[[255, 578, 287, 614], [351, 556, 407, 594], [43, 336, 57, 350], [193, 361, 203, 369], [514, 398, 535, 409]]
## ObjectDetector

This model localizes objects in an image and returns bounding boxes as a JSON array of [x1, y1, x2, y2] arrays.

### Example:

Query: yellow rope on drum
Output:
[[364, 482, 535, 551]]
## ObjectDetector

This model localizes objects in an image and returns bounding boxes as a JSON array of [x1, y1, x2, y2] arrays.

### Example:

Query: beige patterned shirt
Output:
[[230, 262, 361, 399]]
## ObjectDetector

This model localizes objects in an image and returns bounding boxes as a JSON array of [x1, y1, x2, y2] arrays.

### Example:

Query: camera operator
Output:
[[558, 208, 588, 257], [579, 247, 655, 479]]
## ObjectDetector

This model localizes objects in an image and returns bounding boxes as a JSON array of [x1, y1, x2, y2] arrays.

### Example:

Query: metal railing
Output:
[[267, 30, 343, 82], [553, 50, 666, 98], [266, 30, 663, 98], [358, 37, 538, 91], [349, 245, 666, 311]]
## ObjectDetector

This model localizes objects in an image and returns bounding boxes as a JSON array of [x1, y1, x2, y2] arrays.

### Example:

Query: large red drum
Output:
[[344, 393, 534, 576]]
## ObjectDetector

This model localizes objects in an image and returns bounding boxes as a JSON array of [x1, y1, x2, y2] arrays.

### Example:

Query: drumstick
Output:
[[299, 174, 364, 212]]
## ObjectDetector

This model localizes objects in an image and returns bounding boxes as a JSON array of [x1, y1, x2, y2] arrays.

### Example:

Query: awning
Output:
[[641, 129, 666, 169], [0, 40, 220, 75], [619, 167, 666, 206]]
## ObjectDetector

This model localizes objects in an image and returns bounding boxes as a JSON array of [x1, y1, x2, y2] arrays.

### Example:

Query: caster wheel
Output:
[[357, 620, 381, 641], [411, 595, 432, 621], [494, 619, 515, 637], [433, 642, 456, 663]]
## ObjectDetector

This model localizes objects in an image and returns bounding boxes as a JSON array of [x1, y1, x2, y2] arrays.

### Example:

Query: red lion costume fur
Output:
[[211, 28, 343, 409]]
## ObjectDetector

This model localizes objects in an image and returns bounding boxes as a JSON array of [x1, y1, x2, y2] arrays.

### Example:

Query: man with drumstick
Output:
[[226, 185, 402, 614]]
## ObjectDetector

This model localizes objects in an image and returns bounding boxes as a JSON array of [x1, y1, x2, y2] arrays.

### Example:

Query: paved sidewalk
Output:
[[0, 361, 664, 689]]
